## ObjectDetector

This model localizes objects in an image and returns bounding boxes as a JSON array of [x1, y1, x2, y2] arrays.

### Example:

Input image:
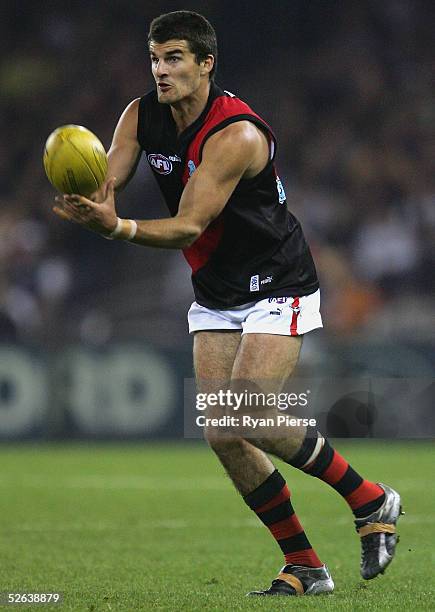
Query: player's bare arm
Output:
[[92, 98, 142, 201], [53, 121, 268, 247], [106, 98, 142, 191]]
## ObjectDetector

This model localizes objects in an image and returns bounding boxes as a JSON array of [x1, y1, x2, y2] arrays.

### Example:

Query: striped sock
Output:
[[243, 469, 322, 567], [289, 430, 385, 518]]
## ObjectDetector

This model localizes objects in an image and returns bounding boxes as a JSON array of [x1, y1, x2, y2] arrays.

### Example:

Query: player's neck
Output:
[[171, 80, 211, 135]]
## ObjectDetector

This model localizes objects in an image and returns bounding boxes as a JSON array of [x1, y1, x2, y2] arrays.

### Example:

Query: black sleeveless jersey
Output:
[[137, 82, 319, 308]]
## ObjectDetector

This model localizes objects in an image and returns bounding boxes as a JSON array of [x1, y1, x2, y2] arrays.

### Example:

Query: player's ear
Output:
[[200, 55, 214, 76]]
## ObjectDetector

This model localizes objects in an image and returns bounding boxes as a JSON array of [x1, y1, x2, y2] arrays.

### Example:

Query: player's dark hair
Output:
[[148, 11, 217, 80]]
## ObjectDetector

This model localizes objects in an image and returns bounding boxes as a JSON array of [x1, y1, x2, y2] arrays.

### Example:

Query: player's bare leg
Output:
[[225, 334, 331, 595], [194, 331, 275, 494], [231, 334, 306, 460], [197, 333, 307, 490], [195, 331, 332, 595]]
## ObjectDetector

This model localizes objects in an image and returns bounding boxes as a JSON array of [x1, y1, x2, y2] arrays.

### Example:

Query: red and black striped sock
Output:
[[243, 469, 322, 567], [289, 430, 385, 518]]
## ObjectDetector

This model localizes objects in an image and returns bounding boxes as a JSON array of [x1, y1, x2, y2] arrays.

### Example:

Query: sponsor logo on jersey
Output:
[[261, 275, 273, 285], [276, 176, 286, 204], [224, 90, 236, 97], [148, 154, 173, 175], [250, 274, 260, 292], [188, 160, 196, 176], [168, 154, 181, 162]]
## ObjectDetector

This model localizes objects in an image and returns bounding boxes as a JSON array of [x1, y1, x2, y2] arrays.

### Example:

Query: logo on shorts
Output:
[[148, 154, 173, 175], [249, 274, 260, 292], [269, 308, 282, 316]]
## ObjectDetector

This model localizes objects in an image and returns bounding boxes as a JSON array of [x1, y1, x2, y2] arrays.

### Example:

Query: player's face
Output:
[[149, 39, 204, 104]]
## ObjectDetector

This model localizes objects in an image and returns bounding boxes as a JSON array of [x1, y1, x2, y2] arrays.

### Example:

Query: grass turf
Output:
[[0, 441, 433, 611]]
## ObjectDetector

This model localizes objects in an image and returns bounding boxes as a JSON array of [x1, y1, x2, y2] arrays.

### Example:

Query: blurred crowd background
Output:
[[0, 0, 433, 365]]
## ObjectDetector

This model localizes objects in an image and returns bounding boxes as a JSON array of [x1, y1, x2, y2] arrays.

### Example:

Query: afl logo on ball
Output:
[[148, 154, 173, 175]]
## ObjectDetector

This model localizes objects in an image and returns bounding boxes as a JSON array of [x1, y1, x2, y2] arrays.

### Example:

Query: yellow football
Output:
[[43, 125, 108, 197]]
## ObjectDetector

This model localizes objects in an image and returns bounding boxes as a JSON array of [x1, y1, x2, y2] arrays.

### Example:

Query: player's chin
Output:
[[157, 89, 179, 104], [157, 94, 172, 105]]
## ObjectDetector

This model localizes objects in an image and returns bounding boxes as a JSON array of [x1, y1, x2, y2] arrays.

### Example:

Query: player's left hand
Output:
[[53, 177, 118, 236]]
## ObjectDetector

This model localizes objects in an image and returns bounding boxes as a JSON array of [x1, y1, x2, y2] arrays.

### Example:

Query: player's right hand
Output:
[[53, 177, 118, 237], [90, 183, 107, 203]]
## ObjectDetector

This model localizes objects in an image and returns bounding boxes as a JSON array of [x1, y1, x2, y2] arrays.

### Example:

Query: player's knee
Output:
[[204, 428, 244, 454]]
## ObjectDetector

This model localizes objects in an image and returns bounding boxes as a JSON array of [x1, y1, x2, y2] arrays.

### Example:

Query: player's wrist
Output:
[[104, 217, 137, 241]]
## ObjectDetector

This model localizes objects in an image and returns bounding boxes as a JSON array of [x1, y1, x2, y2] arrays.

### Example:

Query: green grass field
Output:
[[0, 441, 433, 611]]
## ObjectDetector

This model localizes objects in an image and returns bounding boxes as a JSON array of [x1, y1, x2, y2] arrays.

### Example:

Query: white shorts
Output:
[[188, 289, 322, 336]]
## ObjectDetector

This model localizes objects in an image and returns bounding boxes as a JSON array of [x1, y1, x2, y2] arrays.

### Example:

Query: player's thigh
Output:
[[231, 334, 304, 447], [232, 333, 302, 390], [193, 330, 241, 383], [194, 331, 242, 445]]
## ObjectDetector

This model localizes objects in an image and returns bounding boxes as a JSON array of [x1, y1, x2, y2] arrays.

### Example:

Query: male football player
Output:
[[54, 11, 402, 596]]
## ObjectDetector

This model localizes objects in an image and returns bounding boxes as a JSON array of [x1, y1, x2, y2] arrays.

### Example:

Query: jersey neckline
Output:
[[163, 82, 223, 146]]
